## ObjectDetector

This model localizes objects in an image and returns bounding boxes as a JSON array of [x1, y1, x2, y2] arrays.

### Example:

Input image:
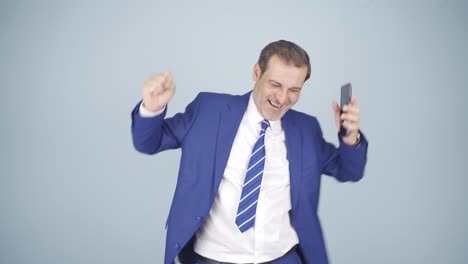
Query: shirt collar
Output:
[[245, 93, 282, 134]]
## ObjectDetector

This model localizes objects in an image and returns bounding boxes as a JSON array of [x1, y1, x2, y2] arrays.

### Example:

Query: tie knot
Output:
[[261, 119, 270, 131]]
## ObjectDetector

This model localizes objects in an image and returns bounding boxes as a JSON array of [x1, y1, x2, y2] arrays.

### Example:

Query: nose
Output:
[[276, 89, 288, 105]]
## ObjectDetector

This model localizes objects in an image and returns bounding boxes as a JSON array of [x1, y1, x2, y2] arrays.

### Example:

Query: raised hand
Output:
[[332, 96, 361, 146], [142, 71, 176, 112]]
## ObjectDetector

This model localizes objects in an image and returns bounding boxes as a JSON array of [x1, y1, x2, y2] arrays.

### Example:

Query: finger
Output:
[[332, 101, 341, 129], [149, 73, 162, 81], [142, 80, 154, 94], [341, 121, 360, 132], [144, 82, 162, 97], [341, 115, 360, 126], [350, 96, 359, 107], [342, 102, 357, 111], [342, 121, 360, 130], [148, 76, 165, 88], [341, 121, 359, 132], [332, 101, 341, 113], [146, 74, 166, 90], [144, 79, 159, 88], [346, 97, 360, 112], [340, 113, 360, 123], [163, 74, 173, 91], [161, 71, 172, 83], [169, 81, 176, 93], [342, 105, 360, 115], [161, 71, 170, 77], [148, 73, 156, 80]]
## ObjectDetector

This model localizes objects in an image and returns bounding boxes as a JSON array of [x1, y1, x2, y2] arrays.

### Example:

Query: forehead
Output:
[[263, 55, 308, 85]]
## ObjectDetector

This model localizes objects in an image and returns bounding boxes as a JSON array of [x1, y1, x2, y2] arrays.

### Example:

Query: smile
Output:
[[268, 100, 283, 110]]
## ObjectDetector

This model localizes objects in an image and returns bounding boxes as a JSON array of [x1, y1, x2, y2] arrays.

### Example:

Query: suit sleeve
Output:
[[320, 130, 368, 182], [130, 94, 201, 155]]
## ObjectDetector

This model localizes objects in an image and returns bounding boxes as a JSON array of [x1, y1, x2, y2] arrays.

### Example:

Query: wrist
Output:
[[139, 101, 166, 117], [142, 101, 160, 112], [342, 131, 361, 146], [353, 132, 361, 146]]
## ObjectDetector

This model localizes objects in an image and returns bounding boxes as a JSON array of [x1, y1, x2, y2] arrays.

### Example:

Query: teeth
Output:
[[269, 100, 281, 108]]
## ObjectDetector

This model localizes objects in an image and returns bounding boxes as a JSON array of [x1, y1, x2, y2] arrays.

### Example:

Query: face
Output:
[[252, 55, 308, 121]]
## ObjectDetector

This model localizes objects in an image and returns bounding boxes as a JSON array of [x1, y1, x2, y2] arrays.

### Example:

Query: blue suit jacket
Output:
[[131, 91, 368, 264]]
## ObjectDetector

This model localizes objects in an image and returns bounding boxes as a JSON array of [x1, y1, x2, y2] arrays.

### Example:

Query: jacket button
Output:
[[196, 216, 202, 222], [175, 243, 180, 249]]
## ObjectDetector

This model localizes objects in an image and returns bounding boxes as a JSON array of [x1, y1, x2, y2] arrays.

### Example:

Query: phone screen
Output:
[[340, 83, 352, 110], [339, 83, 352, 136]]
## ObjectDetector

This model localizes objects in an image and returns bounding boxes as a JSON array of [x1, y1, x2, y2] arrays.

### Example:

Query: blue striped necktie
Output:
[[235, 119, 270, 232]]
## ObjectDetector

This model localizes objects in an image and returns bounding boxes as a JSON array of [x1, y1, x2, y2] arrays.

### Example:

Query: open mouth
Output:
[[268, 99, 282, 110]]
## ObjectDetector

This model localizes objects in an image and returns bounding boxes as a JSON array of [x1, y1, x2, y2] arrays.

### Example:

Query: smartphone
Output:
[[339, 83, 352, 136], [340, 83, 352, 110]]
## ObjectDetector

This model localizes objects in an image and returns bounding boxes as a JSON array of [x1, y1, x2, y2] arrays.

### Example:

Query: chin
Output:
[[263, 112, 282, 121], [263, 108, 286, 121]]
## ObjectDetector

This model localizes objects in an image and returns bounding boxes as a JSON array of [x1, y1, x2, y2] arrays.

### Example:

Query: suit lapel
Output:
[[213, 92, 251, 193], [282, 111, 302, 210]]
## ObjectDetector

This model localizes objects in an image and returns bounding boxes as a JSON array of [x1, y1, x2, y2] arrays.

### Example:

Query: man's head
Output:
[[252, 40, 311, 121]]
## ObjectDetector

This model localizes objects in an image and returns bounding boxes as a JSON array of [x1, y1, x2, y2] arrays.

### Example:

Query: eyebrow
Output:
[[269, 79, 302, 90], [269, 80, 282, 86]]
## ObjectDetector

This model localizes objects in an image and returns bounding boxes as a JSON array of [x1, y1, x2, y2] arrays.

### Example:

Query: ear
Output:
[[253, 63, 261, 81]]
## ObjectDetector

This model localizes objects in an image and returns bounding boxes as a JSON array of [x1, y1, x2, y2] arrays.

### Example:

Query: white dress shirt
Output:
[[193, 94, 299, 263], [139, 95, 299, 263]]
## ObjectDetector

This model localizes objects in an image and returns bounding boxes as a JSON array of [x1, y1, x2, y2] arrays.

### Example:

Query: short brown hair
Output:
[[258, 40, 311, 82]]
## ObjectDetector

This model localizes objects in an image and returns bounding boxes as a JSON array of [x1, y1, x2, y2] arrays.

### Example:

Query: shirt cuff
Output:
[[139, 102, 166, 118]]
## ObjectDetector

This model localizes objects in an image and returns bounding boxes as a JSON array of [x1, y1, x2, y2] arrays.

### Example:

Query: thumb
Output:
[[332, 101, 341, 129]]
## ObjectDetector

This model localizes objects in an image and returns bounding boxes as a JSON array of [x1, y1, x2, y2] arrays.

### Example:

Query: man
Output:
[[131, 40, 368, 264]]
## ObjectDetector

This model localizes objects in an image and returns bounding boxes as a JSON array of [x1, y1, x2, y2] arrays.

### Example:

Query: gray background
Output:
[[1, 0, 467, 263]]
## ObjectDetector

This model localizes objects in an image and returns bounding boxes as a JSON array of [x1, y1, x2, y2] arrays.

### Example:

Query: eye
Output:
[[290, 88, 301, 93]]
